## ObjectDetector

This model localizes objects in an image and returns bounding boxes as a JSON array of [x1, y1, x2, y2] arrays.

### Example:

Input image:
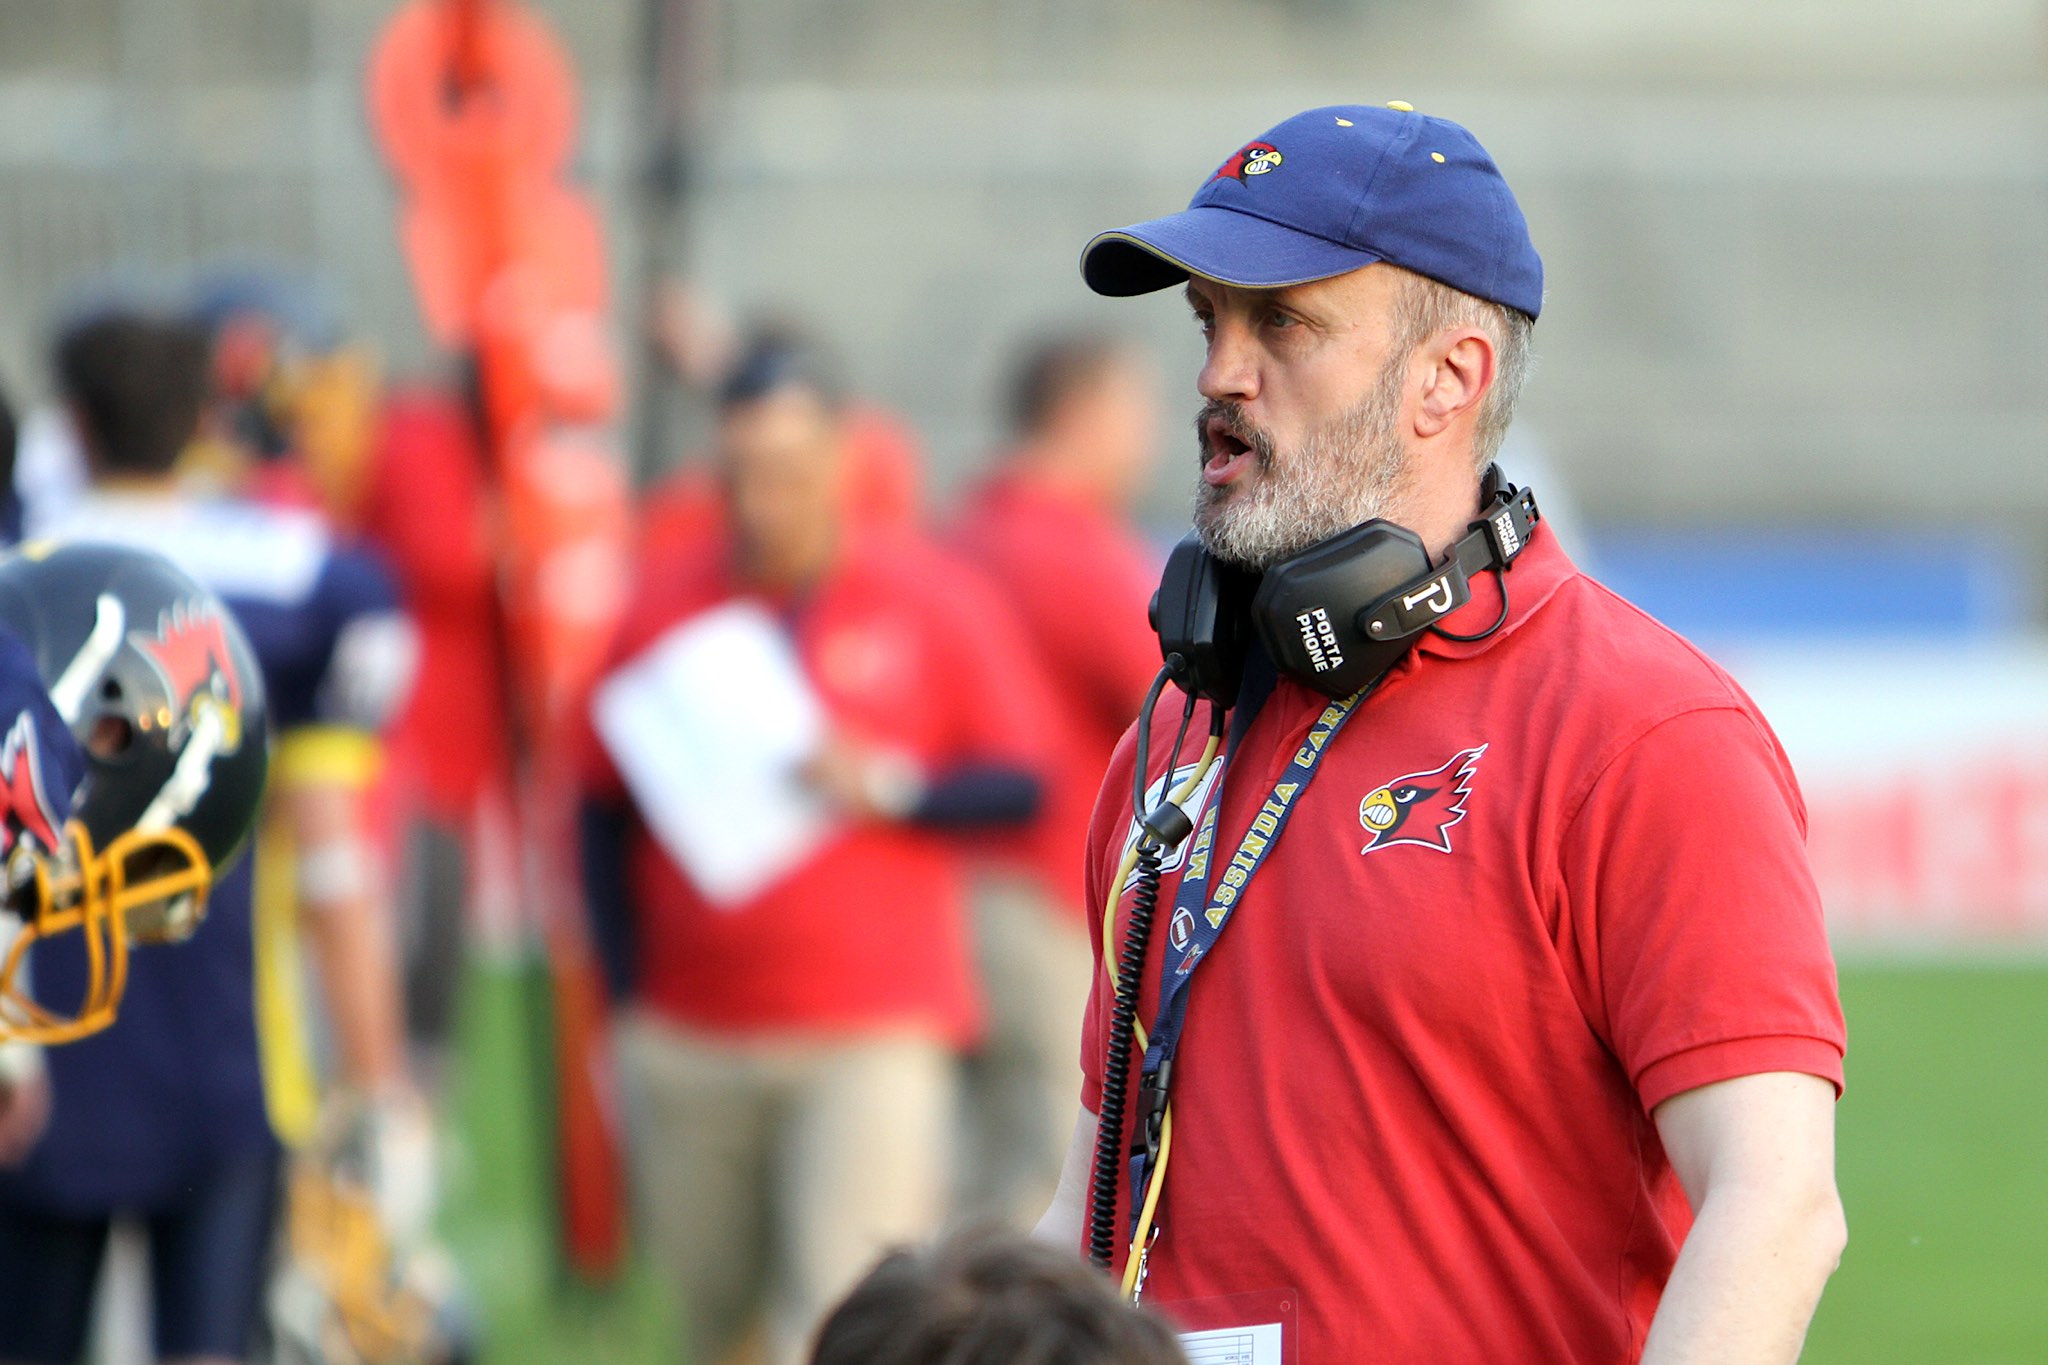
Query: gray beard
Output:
[[1192, 357, 1413, 569]]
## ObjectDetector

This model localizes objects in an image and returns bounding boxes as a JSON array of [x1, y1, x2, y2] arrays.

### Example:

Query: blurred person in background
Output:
[[948, 334, 1164, 1227], [640, 289, 927, 575], [640, 401, 928, 582], [183, 270, 382, 522], [185, 269, 499, 1080], [808, 1227, 1187, 1365], [0, 311, 426, 1365], [8, 389, 89, 545], [576, 330, 1052, 1365], [350, 384, 511, 1063]]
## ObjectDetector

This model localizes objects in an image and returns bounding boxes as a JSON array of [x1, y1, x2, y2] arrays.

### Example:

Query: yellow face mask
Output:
[[0, 819, 212, 1045]]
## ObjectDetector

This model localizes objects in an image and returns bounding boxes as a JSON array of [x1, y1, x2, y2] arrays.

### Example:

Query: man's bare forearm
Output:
[[288, 779, 409, 1094], [1644, 1070, 1846, 1364], [1641, 1173, 1846, 1362], [301, 887, 408, 1092], [1035, 1106, 1099, 1251]]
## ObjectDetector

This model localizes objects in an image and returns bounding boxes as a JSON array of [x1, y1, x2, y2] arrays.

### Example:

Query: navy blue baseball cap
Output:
[[1082, 103, 1543, 319]]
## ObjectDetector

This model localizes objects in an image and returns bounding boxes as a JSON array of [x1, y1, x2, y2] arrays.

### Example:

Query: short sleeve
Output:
[[1555, 705, 1846, 1114], [1011, 521, 1160, 737], [309, 547, 415, 733], [927, 551, 1065, 778]]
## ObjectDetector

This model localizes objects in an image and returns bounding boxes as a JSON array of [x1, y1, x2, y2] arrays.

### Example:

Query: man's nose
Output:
[[1197, 321, 1260, 404]]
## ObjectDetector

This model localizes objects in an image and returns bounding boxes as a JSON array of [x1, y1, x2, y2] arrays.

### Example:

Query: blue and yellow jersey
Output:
[[0, 494, 409, 1213]]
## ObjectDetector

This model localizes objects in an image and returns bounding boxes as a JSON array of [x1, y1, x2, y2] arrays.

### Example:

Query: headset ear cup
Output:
[[1149, 534, 1255, 707], [1249, 520, 1434, 697]]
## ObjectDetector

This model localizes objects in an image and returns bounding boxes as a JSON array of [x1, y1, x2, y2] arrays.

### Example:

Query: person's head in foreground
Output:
[[810, 1229, 1189, 1365], [1079, 102, 1540, 565]]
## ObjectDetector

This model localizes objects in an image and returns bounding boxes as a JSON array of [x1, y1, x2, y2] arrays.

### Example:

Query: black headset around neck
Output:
[[1087, 467, 1543, 1274], [1148, 464, 1542, 704]]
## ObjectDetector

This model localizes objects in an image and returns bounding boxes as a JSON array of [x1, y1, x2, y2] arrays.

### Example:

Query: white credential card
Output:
[[1178, 1321, 1283, 1365], [592, 601, 840, 907]]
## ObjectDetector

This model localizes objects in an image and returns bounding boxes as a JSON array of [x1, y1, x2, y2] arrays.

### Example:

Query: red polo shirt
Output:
[[584, 527, 1050, 1045], [638, 405, 927, 578], [361, 389, 509, 823], [1078, 523, 1845, 1363], [953, 473, 1162, 912]]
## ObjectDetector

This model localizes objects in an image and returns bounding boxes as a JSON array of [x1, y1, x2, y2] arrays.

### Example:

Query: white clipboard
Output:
[[591, 601, 841, 907]]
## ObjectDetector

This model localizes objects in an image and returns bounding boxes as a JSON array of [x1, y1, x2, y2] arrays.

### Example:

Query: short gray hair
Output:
[[1387, 268, 1535, 471]]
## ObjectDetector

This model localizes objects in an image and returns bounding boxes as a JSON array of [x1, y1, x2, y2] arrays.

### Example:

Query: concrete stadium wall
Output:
[[2, 0, 2044, 574]]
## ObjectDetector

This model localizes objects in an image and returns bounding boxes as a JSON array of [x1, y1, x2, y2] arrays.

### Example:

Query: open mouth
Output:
[[1202, 418, 1258, 487]]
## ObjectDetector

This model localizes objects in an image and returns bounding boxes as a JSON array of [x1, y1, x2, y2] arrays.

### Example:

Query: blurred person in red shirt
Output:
[[577, 331, 1052, 1365], [353, 386, 514, 1029], [640, 290, 926, 575], [640, 398, 927, 576], [638, 294, 929, 577], [949, 334, 1164, 1226]]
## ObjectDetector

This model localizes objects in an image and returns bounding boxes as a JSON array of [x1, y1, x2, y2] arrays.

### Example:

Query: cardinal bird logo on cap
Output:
[[1358, 745, 1488, 854], [131, 601, 245, 748], [0, 712, 63, 858], [1213, 140, 1284, 183]]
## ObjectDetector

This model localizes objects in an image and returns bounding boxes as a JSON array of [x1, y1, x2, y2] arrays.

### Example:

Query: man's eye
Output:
[[1265, 311, 1298, 329], [1192, 312, 1215, 334]]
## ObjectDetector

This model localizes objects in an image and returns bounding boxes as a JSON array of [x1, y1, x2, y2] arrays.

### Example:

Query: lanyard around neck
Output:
[[1126, 681, 1368, 1233]]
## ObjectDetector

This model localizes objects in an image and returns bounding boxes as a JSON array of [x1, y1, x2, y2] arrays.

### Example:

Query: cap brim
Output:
[[1081, 206, 1384, 297]]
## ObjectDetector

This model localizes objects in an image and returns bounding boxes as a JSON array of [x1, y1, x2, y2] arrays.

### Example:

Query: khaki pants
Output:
[[955, 875, 1094, 1229], [617, 1014, 955, 1365]]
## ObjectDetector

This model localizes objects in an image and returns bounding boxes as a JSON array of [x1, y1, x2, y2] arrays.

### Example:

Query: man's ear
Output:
[[1412, 329, 1495, 440]]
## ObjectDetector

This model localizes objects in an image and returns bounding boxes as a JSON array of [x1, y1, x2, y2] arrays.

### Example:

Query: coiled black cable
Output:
[[1088, 671, 1212, 1270], [1088, 834, 1165, 1266]]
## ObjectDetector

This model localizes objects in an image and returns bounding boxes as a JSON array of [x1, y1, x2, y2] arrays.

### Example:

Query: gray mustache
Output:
[[1195, 401, 1274, 465]]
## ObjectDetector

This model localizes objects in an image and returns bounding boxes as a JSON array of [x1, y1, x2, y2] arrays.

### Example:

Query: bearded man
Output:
[[1035, 104, 1847, 1364]]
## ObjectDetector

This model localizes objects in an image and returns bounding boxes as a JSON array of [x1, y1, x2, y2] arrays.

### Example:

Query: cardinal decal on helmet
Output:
[[0, 712, 63, 858], [1213, 140, 1284, 183], [131, 601, 246, 747], [1358, 744, 1488, 854]]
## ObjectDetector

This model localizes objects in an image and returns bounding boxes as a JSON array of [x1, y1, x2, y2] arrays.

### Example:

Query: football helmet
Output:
[[0, 541, 268, 1043]]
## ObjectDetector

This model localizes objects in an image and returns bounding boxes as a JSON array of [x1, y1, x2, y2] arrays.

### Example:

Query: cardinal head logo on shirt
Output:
[[1358, 744, 1488, 854]]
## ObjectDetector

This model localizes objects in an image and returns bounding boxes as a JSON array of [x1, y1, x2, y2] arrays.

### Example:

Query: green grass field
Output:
[[440, 961, 674, 1365], [441, 960, 2048, 1365], [1803, 963, 2048, 1364]]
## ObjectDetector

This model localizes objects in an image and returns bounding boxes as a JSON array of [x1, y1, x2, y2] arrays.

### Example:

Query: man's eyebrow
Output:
[[1182, 282, 1208, 311]]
